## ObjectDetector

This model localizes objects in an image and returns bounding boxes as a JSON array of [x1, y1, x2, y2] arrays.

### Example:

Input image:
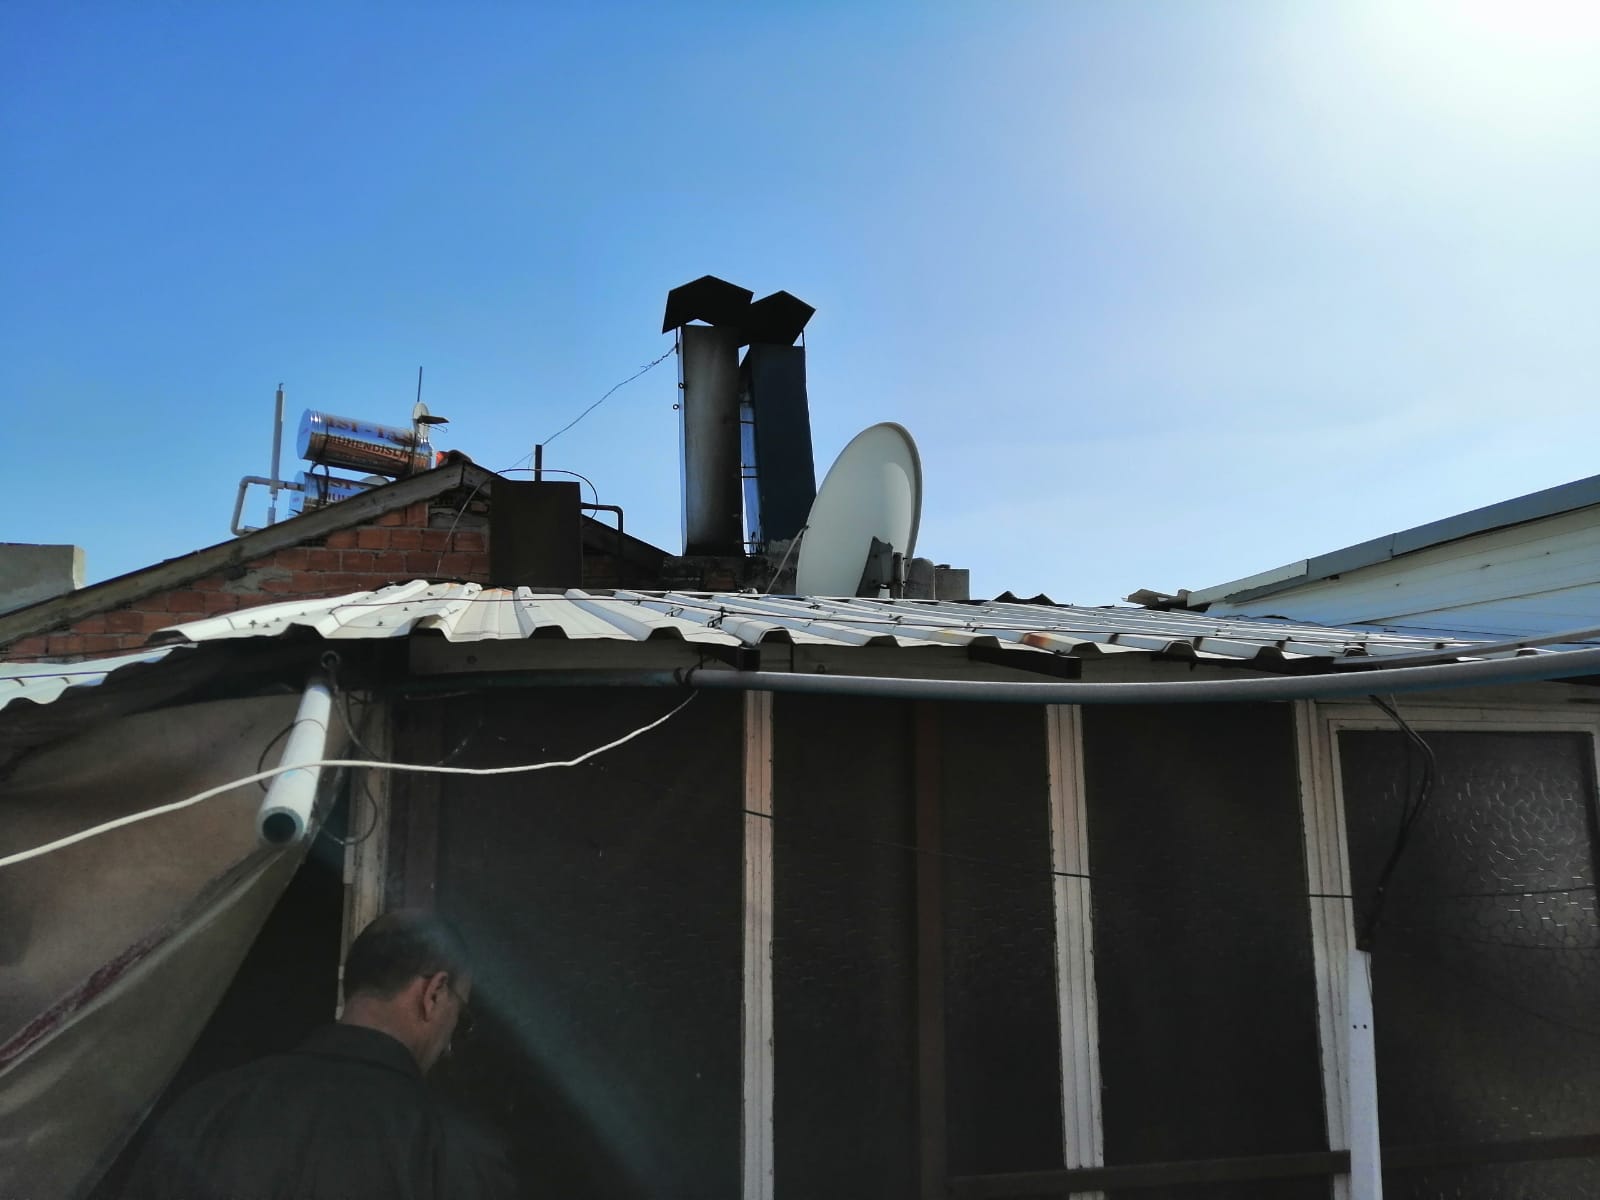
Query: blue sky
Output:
[[4, 2, 1598, 604]]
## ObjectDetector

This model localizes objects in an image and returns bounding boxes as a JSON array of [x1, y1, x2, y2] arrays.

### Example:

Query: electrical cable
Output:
[[541, 344, 676, 448], [254, 721, 296, 792], [504, 467, 600, 506], [762, 526, 807, 595], [1357, 694, 1439, 950], [0, 692, 698, 870]]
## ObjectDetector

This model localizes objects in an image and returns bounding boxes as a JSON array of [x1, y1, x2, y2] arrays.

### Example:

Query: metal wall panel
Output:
[[1081, 703, 1328, 1200], [430, 688, 745, 1200], [938, 702, 1063, 1176], [772, 695, 918, 1200]]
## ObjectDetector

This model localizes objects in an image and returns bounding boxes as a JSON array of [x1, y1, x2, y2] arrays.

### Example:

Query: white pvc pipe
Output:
[[257, 676, 333, 846]]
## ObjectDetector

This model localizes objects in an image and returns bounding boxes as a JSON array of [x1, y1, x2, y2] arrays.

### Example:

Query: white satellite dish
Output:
[[795, 422, 922, 596]]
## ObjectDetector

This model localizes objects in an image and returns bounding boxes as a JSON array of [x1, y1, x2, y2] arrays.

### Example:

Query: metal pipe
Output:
[[534, 443, 543, 482], [268, 384, 285, 526], [395, 644, 1600, 705], [257, 675, 333, 846], [233, 476, 306, 536], [582, 502, 626, 577]]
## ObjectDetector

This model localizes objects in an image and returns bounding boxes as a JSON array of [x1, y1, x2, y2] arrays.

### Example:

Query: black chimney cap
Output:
[[662, 275, 755, 333], [743, 290, 815, 346]]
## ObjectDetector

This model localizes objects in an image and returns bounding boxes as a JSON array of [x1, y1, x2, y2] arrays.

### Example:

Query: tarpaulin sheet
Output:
[[0, 693, 313, 1198]]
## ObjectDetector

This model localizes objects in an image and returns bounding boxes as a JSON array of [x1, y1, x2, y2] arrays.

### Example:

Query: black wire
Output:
[[1357, 694, 1439, 950], [541, 344, 676, 448], [255, 722, 296, 792], [499, 466, 599, 506], [738, 806, 1092, 881]]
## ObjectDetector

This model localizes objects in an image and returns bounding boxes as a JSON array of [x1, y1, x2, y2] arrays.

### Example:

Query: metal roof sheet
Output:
[[151, 582, 1536, 665], [2, 584, 1564, 715], [0, 646, 183, 714]]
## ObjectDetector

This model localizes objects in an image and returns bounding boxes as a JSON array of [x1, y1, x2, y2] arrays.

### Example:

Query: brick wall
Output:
[[2, 502, 492, 663]]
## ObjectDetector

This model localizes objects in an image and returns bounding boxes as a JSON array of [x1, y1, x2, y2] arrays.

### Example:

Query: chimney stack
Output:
[[662, 276, 816, 557]]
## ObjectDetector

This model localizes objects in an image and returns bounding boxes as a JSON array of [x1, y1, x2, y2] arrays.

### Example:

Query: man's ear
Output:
[[419, 971, 450, 1019]]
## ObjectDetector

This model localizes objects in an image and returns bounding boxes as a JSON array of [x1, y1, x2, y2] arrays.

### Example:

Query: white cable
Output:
[[0, 693, 697, 870]]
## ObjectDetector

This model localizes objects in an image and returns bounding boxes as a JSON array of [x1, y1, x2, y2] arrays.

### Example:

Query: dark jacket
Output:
[[125, 1024, 513, 1199]]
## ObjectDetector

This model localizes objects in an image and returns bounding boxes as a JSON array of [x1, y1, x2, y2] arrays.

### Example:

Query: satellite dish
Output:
[[795, 422, 922, 596]]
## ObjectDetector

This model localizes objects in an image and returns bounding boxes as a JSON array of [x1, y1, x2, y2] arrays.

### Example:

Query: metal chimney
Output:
[[663, 276, 816, 556]]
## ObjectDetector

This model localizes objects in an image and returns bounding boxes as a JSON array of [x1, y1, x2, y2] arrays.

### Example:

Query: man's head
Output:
[[340, 910, 473, 1073]]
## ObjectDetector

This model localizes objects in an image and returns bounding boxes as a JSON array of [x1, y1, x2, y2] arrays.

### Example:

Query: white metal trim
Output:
[[742, 690, 775, 1200], [1300, 697, 1600, 1199], [1294, 700, 1356, 1200], [1046, 705, 1104, 1195]]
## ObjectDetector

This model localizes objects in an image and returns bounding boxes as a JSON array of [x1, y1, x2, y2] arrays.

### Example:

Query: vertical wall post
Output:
[[914, 702, 947, 1200], [1346, 948, 1384, 1200], [1046, 705, 1105, 1197], [742, 691, 775, 1200], [340, 694, 391, 1017], [1294, 700, 1379, 1200]]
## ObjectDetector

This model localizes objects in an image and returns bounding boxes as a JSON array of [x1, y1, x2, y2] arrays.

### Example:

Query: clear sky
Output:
[[4, 2, 1598, 604]]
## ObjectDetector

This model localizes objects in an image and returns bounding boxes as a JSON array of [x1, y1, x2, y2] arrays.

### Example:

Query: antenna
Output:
[[794, 423, 922, 597]]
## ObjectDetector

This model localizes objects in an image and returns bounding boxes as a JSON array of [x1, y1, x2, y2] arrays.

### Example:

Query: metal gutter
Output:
[[395, 644, 1600, 705]]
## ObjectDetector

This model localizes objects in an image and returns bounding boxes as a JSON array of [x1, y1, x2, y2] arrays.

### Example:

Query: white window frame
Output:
[[1047, 704, 1105, 1197], [1296, 698, 1600, 1200]]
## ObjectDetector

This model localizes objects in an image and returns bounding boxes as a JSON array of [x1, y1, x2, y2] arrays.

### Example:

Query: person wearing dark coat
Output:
[[126, 910, 513, 1199]]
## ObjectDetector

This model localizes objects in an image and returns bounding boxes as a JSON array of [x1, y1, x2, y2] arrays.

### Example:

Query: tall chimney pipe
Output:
[[679, 324, 745, 555]]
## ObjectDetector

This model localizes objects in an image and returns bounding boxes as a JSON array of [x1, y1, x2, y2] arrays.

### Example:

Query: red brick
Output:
[[47, 634, 85, 655], [405, 551, 442, 576], [191, 574, 224, 591], [258, 574, 298, 593], [106, 610, 143, 634], [377, 509, 405, 527], [419, 530, 450, 552], [325, 529, 359, 549], [305, 547, 341, 571], [356, 527, 388, 549], [74, 614, 110, 634], [407, 502, 431, 524], [272, 547, 310, 570], [313, 572, 366, 593], [466, 554, 492, 579], [453, 530, 486, 553], [435, 552, 473, 577], [369, 551, 408, 575], [80, 633, 127, 653], [203, 592, 239, 615], [166, 591, 207, 613], [4, 636, 50, 659], [142, 610, 177, 633], [340, 551, 376, 573], [389, 529, 423, 551]]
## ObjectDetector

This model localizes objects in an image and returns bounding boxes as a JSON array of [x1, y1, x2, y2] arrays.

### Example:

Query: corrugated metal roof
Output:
[[0, 646, 183, 714], [151, 581, 1535, 666]]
